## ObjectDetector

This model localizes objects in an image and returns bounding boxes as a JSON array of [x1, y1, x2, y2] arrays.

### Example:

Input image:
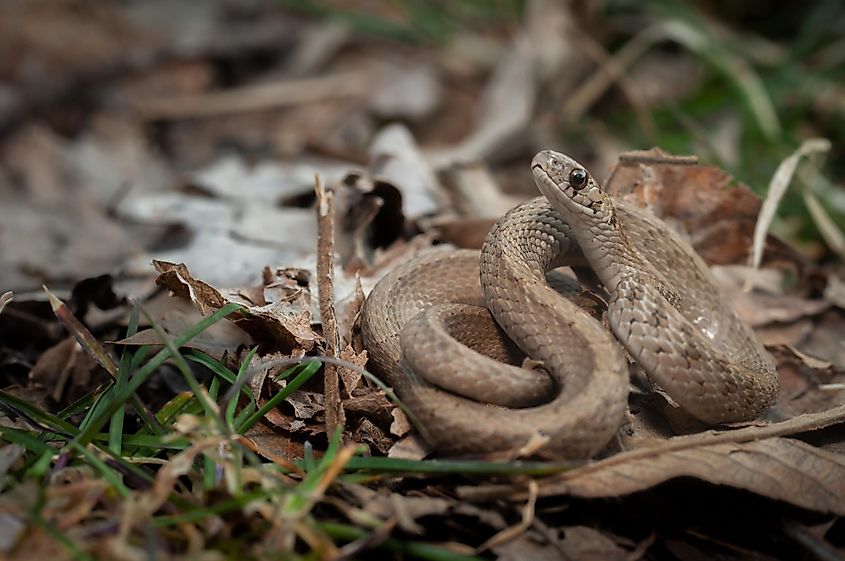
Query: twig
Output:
[[315, 175, 345, 437], [618, 150, 699, 166]]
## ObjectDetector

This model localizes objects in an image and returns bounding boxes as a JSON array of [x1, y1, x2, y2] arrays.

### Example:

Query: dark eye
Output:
[[569, 169, 588, 190]]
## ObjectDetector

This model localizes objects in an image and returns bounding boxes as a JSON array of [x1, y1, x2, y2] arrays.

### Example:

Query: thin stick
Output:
[[315, 175, 345, 436]]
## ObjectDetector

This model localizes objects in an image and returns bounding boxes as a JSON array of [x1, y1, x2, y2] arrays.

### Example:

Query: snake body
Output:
[[360, 150, 779, 459]]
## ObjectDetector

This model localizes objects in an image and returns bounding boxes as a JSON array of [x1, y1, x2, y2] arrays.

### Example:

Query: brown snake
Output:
[[360, 150, 779, 459]]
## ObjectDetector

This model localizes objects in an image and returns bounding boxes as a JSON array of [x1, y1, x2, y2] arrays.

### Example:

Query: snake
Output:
[[359, 150, 779, 459]]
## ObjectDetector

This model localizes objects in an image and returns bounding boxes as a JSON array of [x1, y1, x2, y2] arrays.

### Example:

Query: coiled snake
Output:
[[360, 150, 779, 459]]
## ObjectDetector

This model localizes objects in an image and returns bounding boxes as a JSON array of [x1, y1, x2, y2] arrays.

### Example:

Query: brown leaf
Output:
[[354, 418, 393, 455], [345, 484, 507, 535], [711, 265, 830, 327], [287, 391, 324, 421], [29, 338, 101, 403], [153, 261, 228, 316], [543, 438, 845, 515], [754, 319, 814, 347], [338, 345, 369, 397], [796, 310, 845, 369], [154, 261, 321, 351], [113, 296, 252, 361], [342, 392, 393, 417], [329, 171, 407, 271], [461, 406, 845, 514], [440, 163, 520, 219], [605, 150, 801, 267], [0, 124, 155, 291], [0, 3, 151, 102]]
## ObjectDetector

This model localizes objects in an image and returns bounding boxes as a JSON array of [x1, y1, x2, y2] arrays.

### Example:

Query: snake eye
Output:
[[569, 169, 588, 190]]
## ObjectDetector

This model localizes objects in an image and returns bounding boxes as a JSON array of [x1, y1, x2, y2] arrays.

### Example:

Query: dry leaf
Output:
[[154, 261, 321, 351], [113, 295, 251, 360], [354, 418, 393, 455], [541, 438, 845, 515], [796, 311, 845, 369], [605, 151, 800, 266], [28, 338, 100, 402], [711, 266, 830, 326], [494, 525, 629, 561]]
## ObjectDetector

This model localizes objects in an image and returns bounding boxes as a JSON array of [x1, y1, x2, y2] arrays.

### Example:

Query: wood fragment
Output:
[[43, 286, 162, 432], [617, 149, 698, 166], [315, 175, 345, 437]]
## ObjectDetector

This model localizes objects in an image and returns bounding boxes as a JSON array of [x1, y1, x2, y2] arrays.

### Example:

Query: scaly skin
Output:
[[359, 151, 779, 459]]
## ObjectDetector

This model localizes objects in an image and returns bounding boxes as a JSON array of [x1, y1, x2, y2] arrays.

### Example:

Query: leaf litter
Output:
[[1, 1, 845, 559]]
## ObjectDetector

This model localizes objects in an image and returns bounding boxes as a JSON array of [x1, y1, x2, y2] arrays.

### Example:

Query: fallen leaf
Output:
[[712, 266, 830, 326], [440, 163, 521, 218], [461, 406, 845, 515], [0, 124, 155, 291], [287, 391, 324, 420], [154, 261, 321, 351], [605, 151, 802, 267], [28, 338, 101, 403], [113, 295, 251, 360], [544, 438, 845, 514], [354, 418, 393, 455], [0, 2, 152, 106], [796, 310, 845, 369]]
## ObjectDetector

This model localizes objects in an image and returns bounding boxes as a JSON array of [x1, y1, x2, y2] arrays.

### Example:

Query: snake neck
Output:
[[573, 206, 648, 292]]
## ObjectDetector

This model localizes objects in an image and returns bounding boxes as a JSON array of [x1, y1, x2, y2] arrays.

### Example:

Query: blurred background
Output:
[[1, 0, 843, 292]]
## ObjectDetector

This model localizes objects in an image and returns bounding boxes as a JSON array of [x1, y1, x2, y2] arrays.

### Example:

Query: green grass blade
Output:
[[342, 456, 575, 476], [0, 391, 79, 437], [236, 361, 321, 433], [69, 442, 130, 498], [73, 302, 243, 445]]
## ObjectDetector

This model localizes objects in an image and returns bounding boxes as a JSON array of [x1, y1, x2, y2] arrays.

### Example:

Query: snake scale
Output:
[[360, 150, 779, 459]]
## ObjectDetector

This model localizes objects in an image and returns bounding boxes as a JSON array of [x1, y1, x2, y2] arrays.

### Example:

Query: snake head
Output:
[[531, 150, 613, 223]]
